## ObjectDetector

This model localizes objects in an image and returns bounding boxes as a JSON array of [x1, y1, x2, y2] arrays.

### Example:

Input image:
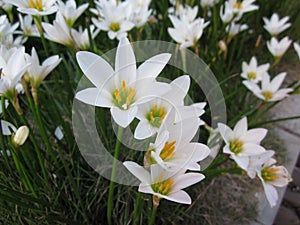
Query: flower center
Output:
[[247, 72, 256, 80], [112, 80, 136, 110], [159, 141, 176, 160], [262, 91, 273, 101], [151, 173, 174, 196], [110, 22, 121, 32], [29, 0, 43, 11], [234, 2, 242, 9], [229, 139, 243, 154], [261, 167, 279, 181], [146, 104, 167, 128]]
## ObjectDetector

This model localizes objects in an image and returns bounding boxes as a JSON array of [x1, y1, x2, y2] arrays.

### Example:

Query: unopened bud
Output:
[[218, 40, 227, 52], [13, 126, 29, 147]]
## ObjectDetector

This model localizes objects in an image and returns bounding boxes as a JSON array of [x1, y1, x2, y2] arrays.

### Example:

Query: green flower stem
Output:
[[107, 126, 123, 225], [202, 167, 243, 179], [133, 192, 142, 225], [148, 205, 157, 225], [33, 16, 49, 56]]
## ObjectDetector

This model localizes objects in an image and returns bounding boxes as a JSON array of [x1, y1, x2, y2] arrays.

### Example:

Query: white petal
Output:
[[165, 190, 192, 204], [270, 72, 286, 92], [1, 120, 17, 135], [123, 161, 150, 182], [134, 120, 157, 140], [137, 53, 171, 80], [217, 123, 232, 144], [115, 37, 136, 84], [75, 88, 113, 108], [76, 51, 114, 88], [242, 143, 266, 156], [231, 155, 249, 169], [242, 128, 268, 144], [233, 117, 248, 138], [172, 173, 205, 191], [262, 183, 278, 208], [110, 106, 138, 128]]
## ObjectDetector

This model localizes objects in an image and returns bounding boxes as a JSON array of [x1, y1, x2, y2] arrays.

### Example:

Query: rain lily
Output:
[[9, 0, 57, 16], [42, 12, 74, 47], [267, 37, 292, 58], [123, 162, 205, 205], [75, 37, 171, 128], [220, 1, 234, 23], [230, 0, 258, 21], [145, 112, 210, 171], [241, 56, 270, 83], [257, 158, 292, 207], [168, 15, 209, 49], [17, 14, 39, 37], [293, 43, 300, 60], [129, 4, 152, 28], [175, 5, 199, 23], [56, 0, 89, 27], [0, 47, 28, 99], [218, 117, 267, 169], [263, 13, 291, 36], [71, 25, 99, 51], [243, 72, 293, 102], [25, 47, 61, 88], [0, 15, 19, 45], [226, 22, 248, 38], [92, 0, 134, 40]]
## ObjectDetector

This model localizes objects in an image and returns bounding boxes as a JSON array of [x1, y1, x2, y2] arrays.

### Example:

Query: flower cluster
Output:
[[76, 37, 210, 206], [218, 117, 292, 207]]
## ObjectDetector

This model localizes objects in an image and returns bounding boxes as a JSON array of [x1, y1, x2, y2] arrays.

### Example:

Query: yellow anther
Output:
[[150, 111, 155, 121], [122, 80, 126, 93], [247, 72, 256, 80], [110, 22, 121, 32], [126, 88, 135, 105], [159, 107, 165, 116], [234, 2, 242, 9], [152, 173, 174, 195], [263, 91, 273, 101], [160, 141, 176, 160], [153, 104, 157, 112], [262, 167, 280, 181], [229, 139, 243, 154], [29, 0, 43, 11], [114, 89, 121, 102]]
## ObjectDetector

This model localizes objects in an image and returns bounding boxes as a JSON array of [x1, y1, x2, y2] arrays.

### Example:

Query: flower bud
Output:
[[13, 126, 29, 147], [218, 40, 227, 52]]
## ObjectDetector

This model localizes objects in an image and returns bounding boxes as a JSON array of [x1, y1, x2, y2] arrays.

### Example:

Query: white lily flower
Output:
[[257, 158, 292, 207], [218, 117, 267, 169], [176, 5, 199, 23], [123, 162, 205, 205], [267, 37, 292, 58], [293, 42, 300, 60], [243, 72, 293, 102], [56, 0, 89, 27], [17, 14, 39, 37], [220, 1, 234, 23], [226, 22, 248, 37], [144, 110, 210, 171], [129, 5, 152, 28], [168, 16, 209, 49], [92, 1, 134, 40], [25, 47, 61, 88], [0, 15, 19, 45], [0, 47, 28, 99], [9, 0, 57, 16], [75, 37, 171, 128], [241, 56, 270, 83], [42, 12, 74, 47], [71, 25, 99, 51], [263, 13, 291, 36], [134, 76, 205, 139], [230, 0, 258, 21]]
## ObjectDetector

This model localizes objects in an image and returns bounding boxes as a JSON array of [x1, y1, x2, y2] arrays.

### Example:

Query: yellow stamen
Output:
[[160, 141, 176, 160], [262, 167, 279, 181], [150, 111, 155, 121], [152, 173, 174, 195], [247, 72, 256, 80], [110, 22, 121, 32], [122, 80, 126, 93], [159, 107, 165, 116], [114, 89, 121, 102], [263, 91, 273, 101], [229, 139, 243, 154], [29, 0, 43, 11], [234, 2, 242, 9], [126, 88, 135, 105], [153, 104, 157, 112]]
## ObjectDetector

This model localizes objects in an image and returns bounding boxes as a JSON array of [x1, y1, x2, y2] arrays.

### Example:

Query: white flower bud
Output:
[[13, 126, 29, 146]]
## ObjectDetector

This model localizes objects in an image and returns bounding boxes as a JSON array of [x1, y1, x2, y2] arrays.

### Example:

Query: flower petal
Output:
[[262, 182, 278, 208], [123, 161, 150, 183], [165, 190, 192, 204], [242, 128, 268, 144], [172, 173, 205, 191], [134, 120, 157, 140], [110, 106, 138, 128], [75, 87, 113, 108]]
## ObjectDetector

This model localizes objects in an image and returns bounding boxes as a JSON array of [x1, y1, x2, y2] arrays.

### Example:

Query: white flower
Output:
[[123, 162, 205, 204], [218, 117, 267, 169], [243, 72, 293, 102], [176, 5, 199, 23], [0, 47, 28, 98], [241, 56, 270, 83], [168, 16, 209, 49], [75, 37, 171, 128], [0, 15, 19, 45], [42, 12, 73, 47], [129, 5, 152, 28], [71, 25, 99, 51], [267, 37, 292, 58], [25, 47, 61, 88], [226, 22, 248, 37], [263, 13, 291, 36], [293, 42, 300, 60], [92, 1, 134, 40], [220, 1, 234, 23], [9, 0, 57, 16], [230, 0, 258, 20], [17, 14, 39, 37], [56, 0, 89, 27], [146, 112, 210, 171], [257, 158, 292, 207], [134, 76, 205, 139]]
